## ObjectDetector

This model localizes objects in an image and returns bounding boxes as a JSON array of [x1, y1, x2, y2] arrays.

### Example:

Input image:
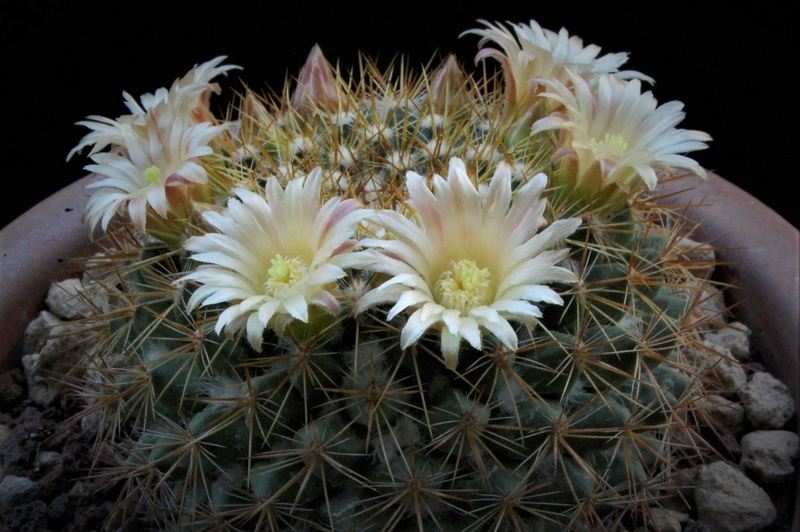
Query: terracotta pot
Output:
[[1, 172, 798, 528], [655, 173, 799, 532], [0, 175, 101, 365]]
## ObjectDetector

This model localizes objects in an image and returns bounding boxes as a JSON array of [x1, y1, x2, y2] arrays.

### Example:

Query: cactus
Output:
[[57, 18, 724, 531]]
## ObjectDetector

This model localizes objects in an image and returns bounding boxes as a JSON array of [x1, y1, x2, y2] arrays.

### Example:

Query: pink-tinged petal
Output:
[[318, 197, 363, 241], [329, 238, 358, 259], [360, 239, 432, 279], [311, 290, 341, 315], [290, 44, 339, 113]]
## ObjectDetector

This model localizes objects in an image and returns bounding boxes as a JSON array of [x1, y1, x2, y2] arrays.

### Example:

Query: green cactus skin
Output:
[[58, 48, 723, 532]]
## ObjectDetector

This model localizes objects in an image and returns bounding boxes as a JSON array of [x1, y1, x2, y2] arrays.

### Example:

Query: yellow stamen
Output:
[[265, 254, 308, 296], [435, 259, 492, 314], [143, 165, 162, 185], [581, 133, 629, 159]]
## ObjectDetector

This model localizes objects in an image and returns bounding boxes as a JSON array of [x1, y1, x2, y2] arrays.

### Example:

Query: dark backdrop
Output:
[[2, 2, 794, 230]]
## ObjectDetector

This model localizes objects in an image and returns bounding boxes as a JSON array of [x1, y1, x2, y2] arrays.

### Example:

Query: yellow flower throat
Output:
[[435, 259, 492, 313], [581, 133, 628, 159], [265, 254, 308, 296], [143, 165, 161, 185]]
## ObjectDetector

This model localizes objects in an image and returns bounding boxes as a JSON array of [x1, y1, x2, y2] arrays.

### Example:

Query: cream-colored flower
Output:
[[357, 158, 581, 370], [463, 19, 651, 111], [82, 114, 227, 231], [181, 169, 371, 351], [68, 57, 239, 159], [68, 58, 239, 232], [532, 71, 712, 195]]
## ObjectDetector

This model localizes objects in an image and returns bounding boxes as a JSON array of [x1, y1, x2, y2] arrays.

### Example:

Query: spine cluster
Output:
[[58, 19, 721, 531]]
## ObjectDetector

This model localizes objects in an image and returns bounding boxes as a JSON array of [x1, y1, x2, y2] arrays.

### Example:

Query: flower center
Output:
[[143, 165, 162, 185], [578, 133, 629, 160], [435, 259, 492, 314], [265, 254, 308, 296]]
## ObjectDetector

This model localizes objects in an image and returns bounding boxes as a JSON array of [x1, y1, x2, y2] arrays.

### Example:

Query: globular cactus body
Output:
[[58, 18, 722, 531]]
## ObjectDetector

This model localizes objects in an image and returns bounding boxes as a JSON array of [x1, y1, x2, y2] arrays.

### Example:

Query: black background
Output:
[[2, 1, 795, 230]]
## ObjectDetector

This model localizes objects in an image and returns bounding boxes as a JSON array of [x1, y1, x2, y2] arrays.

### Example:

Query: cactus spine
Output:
[[58, 19, 722, 531]]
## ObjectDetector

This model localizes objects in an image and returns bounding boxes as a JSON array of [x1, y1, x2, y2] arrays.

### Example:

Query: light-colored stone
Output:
[[22, 354, 56, 406], [740, 430, 800, 483], [656, 466, 701, 512], [22, 309, 63, 355], [702, 322, 751, 361], [632, 507, 688, 532], [694, 460, 777, 532], [740, 372, 796, 429], [0, 475, 39, 513], [44, 277, 107, 321], [21, 319, 98, 406], [37, 320, 93, 360], [694, 394, 745, 435], [35, 451, 62, 469], [702, 343, 747, 396], [676, 236, 717, 280], [687, 284, 729, 329]]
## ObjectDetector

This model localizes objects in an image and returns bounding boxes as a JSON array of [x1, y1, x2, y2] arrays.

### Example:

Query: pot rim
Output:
[[1, 171, 798, 527]]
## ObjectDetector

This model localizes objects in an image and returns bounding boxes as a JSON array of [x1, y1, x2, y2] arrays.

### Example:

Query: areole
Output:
[[0, 171, 797, 529]]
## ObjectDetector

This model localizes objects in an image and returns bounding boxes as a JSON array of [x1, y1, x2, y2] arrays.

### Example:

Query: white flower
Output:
[[463, 19, 651, 109], [532, 71, 712, 192], [68, 57, 239, 159], [180, 169, 371, 351], [68, 57, 240, 232], [82, 113, 227, 231], [357, 158, 581, 370], [135, 55, 240, 120]]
